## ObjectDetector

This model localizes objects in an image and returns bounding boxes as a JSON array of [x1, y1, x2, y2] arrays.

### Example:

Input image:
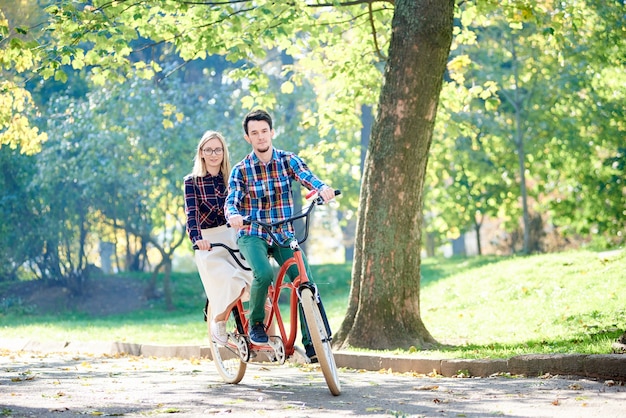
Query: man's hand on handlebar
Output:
[[319, 186, 336, 203], [228, 214, 245, 230]]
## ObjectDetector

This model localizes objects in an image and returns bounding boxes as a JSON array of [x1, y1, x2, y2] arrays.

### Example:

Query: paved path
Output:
[[2, 349, 624, 417]]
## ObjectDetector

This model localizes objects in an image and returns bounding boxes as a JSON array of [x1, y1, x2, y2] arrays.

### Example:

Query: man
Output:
[[225, 109, 335, 360]]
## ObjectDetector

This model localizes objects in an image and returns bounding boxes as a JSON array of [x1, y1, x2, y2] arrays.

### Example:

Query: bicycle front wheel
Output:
[[206, 305, 247, 384], [300, 287, 341, 396]]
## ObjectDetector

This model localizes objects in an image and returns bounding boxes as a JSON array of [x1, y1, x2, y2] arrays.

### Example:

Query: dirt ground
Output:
[[2, 275, 149, 316]]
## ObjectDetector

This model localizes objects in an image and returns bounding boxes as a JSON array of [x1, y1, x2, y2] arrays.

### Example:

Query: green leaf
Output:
[[241, 95, 255, 109], [485, 98, 499, 111], [280, 81, 294, 94], [54, 69, 68, 83], [39, 66, 55, 79]]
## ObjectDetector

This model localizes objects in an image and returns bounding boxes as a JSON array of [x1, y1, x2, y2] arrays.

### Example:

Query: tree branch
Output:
[[308, 0, 395, 7], [368, 1, 386, 61]]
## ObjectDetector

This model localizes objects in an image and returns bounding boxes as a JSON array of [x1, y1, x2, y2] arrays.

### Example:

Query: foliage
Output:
[[2, 1, 622, 254], [425, 0, 626, 253], [0, 5, 49, 153], [2, 0, 392, 140]]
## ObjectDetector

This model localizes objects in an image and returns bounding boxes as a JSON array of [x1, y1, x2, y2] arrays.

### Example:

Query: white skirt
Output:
[[194, 225, 252, 321]]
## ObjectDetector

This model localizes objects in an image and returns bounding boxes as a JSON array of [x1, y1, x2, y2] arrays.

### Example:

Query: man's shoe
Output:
[[249, 322, 268, 344], [210, 320, 228, 346], [305, 343, 318, 363]]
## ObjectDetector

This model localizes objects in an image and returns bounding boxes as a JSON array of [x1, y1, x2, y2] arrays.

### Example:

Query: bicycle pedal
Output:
[[250, 340, 272, 347]]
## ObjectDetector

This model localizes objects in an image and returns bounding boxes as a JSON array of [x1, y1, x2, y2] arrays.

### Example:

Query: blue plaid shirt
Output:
[[225, 148, 326, 245]]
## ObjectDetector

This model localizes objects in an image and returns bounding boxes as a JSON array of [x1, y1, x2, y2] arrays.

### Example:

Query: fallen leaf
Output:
[[366, 407, 383, 412], [415, 385, 439, 391]]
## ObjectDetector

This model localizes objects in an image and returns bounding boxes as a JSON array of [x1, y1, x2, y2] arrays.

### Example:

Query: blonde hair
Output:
[[191, 130, 231, 178]]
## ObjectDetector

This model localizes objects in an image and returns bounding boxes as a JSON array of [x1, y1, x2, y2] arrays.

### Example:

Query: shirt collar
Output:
[[250, 147, 277, 165], [204, 171, 222, 180]]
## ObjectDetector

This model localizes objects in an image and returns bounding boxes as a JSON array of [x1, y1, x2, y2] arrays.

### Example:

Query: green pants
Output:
[[237, 234, 314, 346]]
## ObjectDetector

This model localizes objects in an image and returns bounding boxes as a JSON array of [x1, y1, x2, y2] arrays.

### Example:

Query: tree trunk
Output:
[[474, 215, 483, 256], [145, 261, 163, 301], [508, 34, 531, 254], [475, 223, 483, 256], [335, 0, 454, 350], [163, 257, 174, 311]]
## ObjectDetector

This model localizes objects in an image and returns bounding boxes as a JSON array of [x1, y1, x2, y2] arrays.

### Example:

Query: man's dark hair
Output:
[[243, 109, 273, 135]]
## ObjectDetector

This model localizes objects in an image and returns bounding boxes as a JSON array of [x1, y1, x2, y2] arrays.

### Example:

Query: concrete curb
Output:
[[2, 338, 624, 381]]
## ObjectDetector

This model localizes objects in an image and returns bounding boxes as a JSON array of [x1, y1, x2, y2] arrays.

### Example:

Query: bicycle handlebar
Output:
[[192, 242, 251, 270], [242, 189, 341, 248], [192, 189, 340, 254]]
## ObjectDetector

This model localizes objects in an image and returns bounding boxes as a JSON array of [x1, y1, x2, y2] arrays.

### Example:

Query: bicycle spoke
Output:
[[206, 305, 247, 384]]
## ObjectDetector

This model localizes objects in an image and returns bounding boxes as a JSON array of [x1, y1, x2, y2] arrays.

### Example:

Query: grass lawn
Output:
[[1, 249, 624, 359], [418, 249, 625, 358]]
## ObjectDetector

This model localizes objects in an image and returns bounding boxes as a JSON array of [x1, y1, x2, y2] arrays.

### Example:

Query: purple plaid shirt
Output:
[[225, 148, 326, 245], [184, 172, 227, 244]]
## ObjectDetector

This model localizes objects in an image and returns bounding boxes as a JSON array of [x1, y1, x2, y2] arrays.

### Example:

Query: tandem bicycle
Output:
[[199, 190, 342, 396]]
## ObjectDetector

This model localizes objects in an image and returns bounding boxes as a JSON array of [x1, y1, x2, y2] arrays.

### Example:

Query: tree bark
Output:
[[335, 0, 454, 350]]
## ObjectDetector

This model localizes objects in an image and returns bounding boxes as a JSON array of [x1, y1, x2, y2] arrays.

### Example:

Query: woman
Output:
[[184, 131, 252, 345]]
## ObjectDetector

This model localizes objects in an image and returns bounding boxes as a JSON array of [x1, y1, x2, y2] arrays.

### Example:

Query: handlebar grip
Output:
[[314, 189, 341, 204], [225, 219, 251, 228], [308, 189, 341, 198]]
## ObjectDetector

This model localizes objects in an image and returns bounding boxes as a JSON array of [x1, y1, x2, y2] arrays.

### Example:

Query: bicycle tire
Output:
[[300, 287, 341, 396], [206, 305, 247, 384]]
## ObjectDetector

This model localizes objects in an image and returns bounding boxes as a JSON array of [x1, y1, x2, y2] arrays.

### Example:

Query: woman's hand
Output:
[[195, 239, 212, 251]]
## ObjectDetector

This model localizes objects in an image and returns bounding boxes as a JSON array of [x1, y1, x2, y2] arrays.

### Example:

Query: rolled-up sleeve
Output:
[[288, 153, 326, 191], [225, 166, 245, 220]]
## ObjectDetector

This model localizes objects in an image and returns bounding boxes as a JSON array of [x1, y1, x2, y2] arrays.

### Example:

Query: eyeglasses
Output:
[[202, 147, 223, 156]]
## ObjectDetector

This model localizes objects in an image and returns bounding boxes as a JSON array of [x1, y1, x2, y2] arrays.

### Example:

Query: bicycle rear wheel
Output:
[[206, 305, 247, 384], [300, 287, 341, 396]]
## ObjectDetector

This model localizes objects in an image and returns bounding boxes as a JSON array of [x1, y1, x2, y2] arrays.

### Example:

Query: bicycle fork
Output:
[[299, 283, 333, 341]]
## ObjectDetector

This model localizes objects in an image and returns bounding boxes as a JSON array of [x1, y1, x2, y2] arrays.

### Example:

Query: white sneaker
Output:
[[210, 320, 228, 345]]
